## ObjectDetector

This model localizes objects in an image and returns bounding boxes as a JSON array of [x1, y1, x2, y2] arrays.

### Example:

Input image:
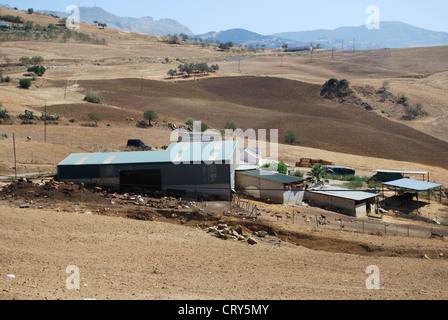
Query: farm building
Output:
[[382, 178, 442, 206], [305, 185, 378, 218], [235, 169, 305, 205], [57, 141, 240, 201]]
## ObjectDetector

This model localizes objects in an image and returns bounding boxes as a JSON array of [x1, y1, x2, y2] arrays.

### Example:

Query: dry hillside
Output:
[[1, 8, 448, 302]]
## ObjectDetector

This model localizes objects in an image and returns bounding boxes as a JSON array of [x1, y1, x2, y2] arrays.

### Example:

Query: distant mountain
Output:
[[0, 4, 13, 9], [196, 28, 308, 49], [41, 6, 194, 36], [274, 21, 448, 50]]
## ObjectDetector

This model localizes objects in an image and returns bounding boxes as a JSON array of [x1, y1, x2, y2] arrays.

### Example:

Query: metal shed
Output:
[[58, 141, 239, 201], [305, 185, 378, 218], [382, 178, 442, 205], [235, 169, 305, 205]]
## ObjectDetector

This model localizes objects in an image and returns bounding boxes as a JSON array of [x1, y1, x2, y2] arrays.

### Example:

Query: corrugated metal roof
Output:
[[374, 170, 429, 175], [58, 141, 238, 166], [383, 178, 442, 191], [307, 185, 377, 201], [238, 170, 305, 184]]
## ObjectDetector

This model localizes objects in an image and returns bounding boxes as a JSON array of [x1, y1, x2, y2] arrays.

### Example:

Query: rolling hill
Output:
[[41, 6, 194, 36], [197, 28, 308, 49], [274, 21, 448, 50]]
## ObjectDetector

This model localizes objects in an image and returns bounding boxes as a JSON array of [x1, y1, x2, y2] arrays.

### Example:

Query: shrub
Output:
[[19, 78, 32, 89], [27, 65, 46, 76], [4, 76, 11, 83], [18, 109, 38, 123], [84, 91, 103, 104], [225, 121, 237, 130], [185, 117, 195, 126], [40, 112, 61, 121], [403, 103, 423, 120], [0, 105, 10, 122]]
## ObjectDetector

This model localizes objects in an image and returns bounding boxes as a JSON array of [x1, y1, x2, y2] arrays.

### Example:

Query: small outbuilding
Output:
[[235, 169, 305, 205], [382, 178, 442, 206], [305, 185, 378, 218]]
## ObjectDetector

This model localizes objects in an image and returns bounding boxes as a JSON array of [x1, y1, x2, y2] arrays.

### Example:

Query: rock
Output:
[[256, 231, 268, 238], [422, 254, 431, 260], [217, 224, 228, 230], [19, 204, 30, 208], [247, 237, 258, 245], [439, 253, 444, 258], [218, 231, 229, 240], [207, 226, 218, 233]]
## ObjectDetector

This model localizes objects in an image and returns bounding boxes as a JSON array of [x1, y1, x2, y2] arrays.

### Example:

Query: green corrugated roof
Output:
[[58, 141, 238, 166], [238, 170, 305, 184]]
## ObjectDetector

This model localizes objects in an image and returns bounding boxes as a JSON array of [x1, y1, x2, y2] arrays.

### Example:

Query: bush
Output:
[[18, 109, 38, 123], [185, 117, 195, 126], [84, 91, 103, 104], [4, 76, 11, 83], [27, 65, 46, 76], [19, 78, 32, 89], [403, 103, 423, 120], [0, 105, 10, 122], [225, 121, 237, 130], [40, 112, 61, 122]]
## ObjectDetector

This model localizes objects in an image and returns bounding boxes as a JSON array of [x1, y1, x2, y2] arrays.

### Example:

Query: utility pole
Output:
[[353, 38, 356, 52], [13, 133, 17, 179], [341, 40, 344, 51], [44, 102, 47, 143], [332, 48, 334, 59], [64, 79, 68, 99]]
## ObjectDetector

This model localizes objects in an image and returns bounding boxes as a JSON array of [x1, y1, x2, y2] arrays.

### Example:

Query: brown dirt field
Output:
[[1, 200, 447, 301], [76, 76, 448, 170], [2, 9, 448, 302]]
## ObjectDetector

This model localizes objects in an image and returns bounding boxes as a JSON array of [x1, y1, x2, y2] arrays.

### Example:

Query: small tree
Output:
[[167, 69, 177, 79], [284, 130, 302, 145], [88, 112, 102, 126], [19, 78, 32, 89], [143, 110, 158, 126]]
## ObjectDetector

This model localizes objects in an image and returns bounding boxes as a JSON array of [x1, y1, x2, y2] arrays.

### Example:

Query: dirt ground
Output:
[[1, 8, 448, 302], [0, 198, 447, 301]]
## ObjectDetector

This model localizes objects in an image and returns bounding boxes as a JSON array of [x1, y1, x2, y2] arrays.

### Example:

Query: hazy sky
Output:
[[8, 0, 448, 35]]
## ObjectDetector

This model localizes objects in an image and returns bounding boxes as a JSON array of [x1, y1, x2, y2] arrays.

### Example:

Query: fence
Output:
[[231, 195, 447, 240]]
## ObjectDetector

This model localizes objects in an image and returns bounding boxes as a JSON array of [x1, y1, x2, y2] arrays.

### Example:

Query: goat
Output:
[[274, 213, 283, 221]]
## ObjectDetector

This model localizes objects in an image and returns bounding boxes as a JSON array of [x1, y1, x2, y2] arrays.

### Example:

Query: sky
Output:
[[7, 0, 448, 35]]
